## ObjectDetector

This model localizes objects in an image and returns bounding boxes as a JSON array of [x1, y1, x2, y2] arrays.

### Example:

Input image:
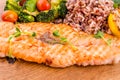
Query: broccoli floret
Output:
[[51, 0, 67, 18], [36, 0, 67, 22], [58, 0, 67, 18], [4, 0, 22, 14], [18, 12, 35, 23], [4, 0, 36, 23], [4, 0, 67, 23], [23, 0, 37, 12], [36, 10, 55, 22]]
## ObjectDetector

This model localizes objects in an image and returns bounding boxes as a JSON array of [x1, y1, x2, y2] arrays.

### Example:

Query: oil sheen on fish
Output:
[[0, 22, 120, 67]]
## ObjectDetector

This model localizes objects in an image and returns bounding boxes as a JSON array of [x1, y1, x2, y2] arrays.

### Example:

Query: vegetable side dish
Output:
[[1, 0, 120, 36], [2, 0, 67, 23]]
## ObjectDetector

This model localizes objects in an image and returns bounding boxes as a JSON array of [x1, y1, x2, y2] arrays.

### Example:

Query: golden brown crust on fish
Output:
[[0, 22, 120, 67]]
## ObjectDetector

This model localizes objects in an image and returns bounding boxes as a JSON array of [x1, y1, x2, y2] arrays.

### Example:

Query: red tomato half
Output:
[[2, 10, 18, 22], [19, 0, 26, 6], [37, 0, 51, 11]]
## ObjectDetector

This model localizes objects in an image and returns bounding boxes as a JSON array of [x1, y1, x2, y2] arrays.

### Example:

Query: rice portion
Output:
[[64, 0, 114, 34]]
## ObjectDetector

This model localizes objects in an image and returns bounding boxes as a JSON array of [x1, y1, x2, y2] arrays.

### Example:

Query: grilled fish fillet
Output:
[[0, 22, 120, 67]]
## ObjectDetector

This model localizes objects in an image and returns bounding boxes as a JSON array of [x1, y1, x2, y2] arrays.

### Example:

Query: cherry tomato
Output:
[[2, 10, 18, 22], [37, 0, 51, 11], [19, 0, 26, 6]]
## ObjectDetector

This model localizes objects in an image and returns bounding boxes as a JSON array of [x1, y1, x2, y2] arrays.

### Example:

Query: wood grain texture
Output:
[[0, 0, 120, 80]]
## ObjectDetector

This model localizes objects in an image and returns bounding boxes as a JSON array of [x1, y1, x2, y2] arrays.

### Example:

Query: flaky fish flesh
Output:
[[0, 22, 120, 67]]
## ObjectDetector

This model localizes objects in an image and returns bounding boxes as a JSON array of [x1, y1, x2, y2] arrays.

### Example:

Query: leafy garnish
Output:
[[22, 31, 37, 37], [8, 27, 21, 58], [94, 31, 112, 46], [13, 27, 21, 37], [53, 30, 68, 43], [16, 27, 21, 32], [8, 27, 21, 42], [8, 40, 13, 58], [8, 35, 14, 42], [94, 31, 104, 39], [8, 27, 36, 58], [53, 30, 77, 50], [53, 30, 60, 37], [32, 32, 36, 37], [107, 39, 112, 46], [60, 37, 68, 43]]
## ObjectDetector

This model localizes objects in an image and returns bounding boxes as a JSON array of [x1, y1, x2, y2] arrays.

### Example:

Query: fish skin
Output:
[[0, 22, 120, 67]]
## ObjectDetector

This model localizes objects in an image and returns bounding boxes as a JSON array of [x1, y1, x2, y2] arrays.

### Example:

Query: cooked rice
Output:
[[63, 0, 114, 34]]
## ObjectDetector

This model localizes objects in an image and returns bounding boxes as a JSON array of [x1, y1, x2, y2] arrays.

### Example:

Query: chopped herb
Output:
[[7, 27, 21, 58], [106, 39, 112, 46], [69, 43, 78, 50], [40, 32, 61, 44], [15, 27, 21, 32], [94, 31, 104, 39], [13, 32, 21, 37], [8, 27, 21, 42], [8, 27, 21, 39], [53, 30, 60, 37], [94, 31, 112, 46], [14, 27, 21, 37], [8, 35, 14, 42], [8, 42, 12, 57], [52, 30, 77, 50], [22, 32, 36, 37], [32, 32, 36, 37], [7, 27, 37, 58], [61, 37, 68, 43], [53, 30, 68, 43]]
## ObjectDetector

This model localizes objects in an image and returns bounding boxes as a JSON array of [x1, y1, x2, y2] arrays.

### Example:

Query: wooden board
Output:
[[0, 0, 120, 80]]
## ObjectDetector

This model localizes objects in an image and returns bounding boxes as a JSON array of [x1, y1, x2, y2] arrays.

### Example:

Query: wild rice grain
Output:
[[64, 0, 114, 34]]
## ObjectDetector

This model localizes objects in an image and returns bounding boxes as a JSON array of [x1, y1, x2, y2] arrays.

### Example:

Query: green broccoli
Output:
[[4, 0, 22, 14], [18, 12, 35, 23], [4, 0, 67, 23], [36, 10, 55, 22], [36, 0, 67, 22], [58, 0, 67, 18], [51, 0, 67, 18], [4, 0, 36, 23], [23, 0, 37, 12]]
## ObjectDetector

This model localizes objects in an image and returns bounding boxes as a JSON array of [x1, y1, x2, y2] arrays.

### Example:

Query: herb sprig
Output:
[[94, 31, 112, 46], [53, 30, 68, 44], [53, 30, 77, 50], [8, 27, 36, 58]]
